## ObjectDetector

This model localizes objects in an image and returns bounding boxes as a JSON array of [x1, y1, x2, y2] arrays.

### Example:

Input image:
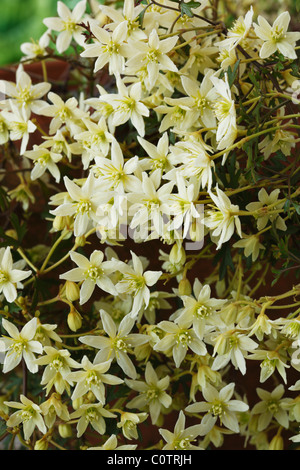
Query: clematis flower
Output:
[[66, 356, 123, 404], [204, 185, 242, 250], [92, 139, 140, 194], [98, 77, 150, 137], [159, 410, 204, 450], [43, 0, 87, 53], [174, 279, 226, 339], [125, 361, 172, 424], [0, 247, 32, 303], [24, 144, 63, 183], [70, 402, 117, 438], [185, 382, 249, 433], [125, 28, 178, 91], [0, 317, 43, 374], [4, 395, 47, 441], [50, 172, 105, 237], [80, 20, 128, 76], [254, 11, 300, 60], [60, 250, 118, 304], [1, 101, 36, 154], [115, 250, 162, 317], [79, 309, 148, 379], [0, 64, 51, 114], [210, 73, 237, 152], [246, 188, 287, 232], [154, 316, 207, 368]]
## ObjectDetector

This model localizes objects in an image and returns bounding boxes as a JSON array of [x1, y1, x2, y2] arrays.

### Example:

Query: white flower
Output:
[[233, 234, 265, 262], [92, 139, 140, 194], [100, 0, 147, 41], [137, 132, 173, 173], [0, 247, 32, 303], [165, 139, 215, 191], [34, 346, 81, 395], [0, 64, 51, 114], [20, 29, 51, 60], [254, 12, 300, 60], [185, 382, 249, 433], [4, 395, 47, 441], [217, 7, 254, 51], [159, 410, 204, 450], [174, 279, 226, 339], [117, 411, 148, 440], [251, 384, 291, 431], [40, 91, 87, 135], [74, 116, 115, 169], [204, 185, 242, 249], [210, 73, 237, 152], [79, 309, 148, 379], [60, 250, 118, 304], [0, 317, 43, 373], [180, 71, 217, 129], [125, 361, 172, 424], [66, 356, 123, 404], [115, 251, 162, 317], [246, 188, 287, 231], [154, 316, 207, 368], [211, 324, 258, 375], [24, 144, 63, 183], [1, 101, 36, 154], [162, 173, 202, 239], [98, 77, 149, 137], [125, 28, 178, 91], [80, 20, 128, 76], [70, 402, 117, 438], [43, 0, 87, 53], [50, 172, 104, 237], [128, 169, 174, 239]]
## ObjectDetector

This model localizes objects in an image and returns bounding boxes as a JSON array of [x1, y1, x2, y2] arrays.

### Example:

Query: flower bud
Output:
[[67, 307, 82, 332], [72, 397, 84, 410], [5, 229, 18, 240], [34, 438, 49, 450], [75, 236, 86, 247], [65, 281, 80, 302], [169, 242, 186, 266], [58, 423, 72, 439], [53, 216, 66, 232], [269, 434, 284, 450], [178, 278, 192, 296]]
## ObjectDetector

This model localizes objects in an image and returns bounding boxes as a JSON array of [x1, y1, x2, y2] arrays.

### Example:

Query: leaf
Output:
[[227, 60, 240, 88], [180, 1, 201, 17]]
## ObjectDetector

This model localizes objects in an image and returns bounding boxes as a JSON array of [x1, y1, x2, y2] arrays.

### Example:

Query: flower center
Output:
[[0, 269, 9, 284], [267, 400, 279, 414], [85, 266, 103, 280], [271, 26, 285, 42], [146, 388, 160, 401], [195, 303, 211, 319], [21, 408, 35, 422], [86, 371, 101, 386], [76, 200, 92, 215], [176, 330, 192, 348], [174, 437, 192, 450], [51, 356, 65, 370], [210, 401, 225, 417], [214, 99, 233, 121]]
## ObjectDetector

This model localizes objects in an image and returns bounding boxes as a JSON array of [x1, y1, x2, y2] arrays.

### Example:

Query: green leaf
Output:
[[180, 1, 201, 17]]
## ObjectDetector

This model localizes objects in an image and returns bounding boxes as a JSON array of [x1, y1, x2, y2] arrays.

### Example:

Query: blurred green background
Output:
[[0, 0, 298, 66], [0, 0, 80, 66]]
